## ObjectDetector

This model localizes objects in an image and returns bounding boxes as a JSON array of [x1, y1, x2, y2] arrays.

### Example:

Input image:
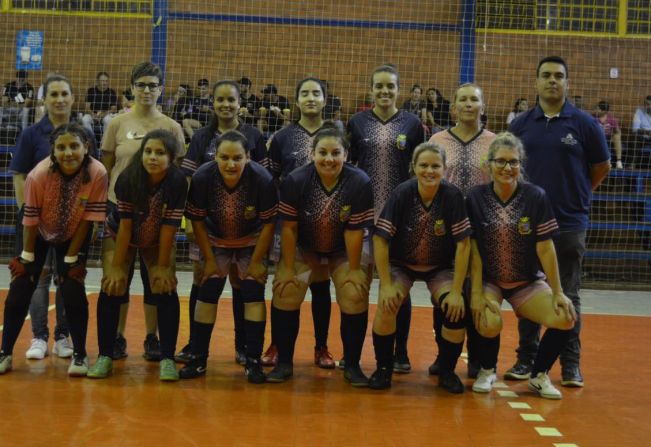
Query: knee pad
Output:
[[143, 292, 158, 306], [309, 280, 331, 299], [439, 292, 466, 330], [59, 278, 88, 309], [198, 276, 226, 304], [240, 279, 265, 303]]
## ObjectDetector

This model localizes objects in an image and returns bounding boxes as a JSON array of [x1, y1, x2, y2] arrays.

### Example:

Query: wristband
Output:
[[64, 255, 79, 264], [20, 251, 35, 262]]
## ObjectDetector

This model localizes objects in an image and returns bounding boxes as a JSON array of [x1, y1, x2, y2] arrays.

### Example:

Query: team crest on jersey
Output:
[[244, 206, 257, 220], [561, 133, 578, 146], [518, 217, 532, 235], [161, 203, 167, 216], [434, 219, 446, 236], [339, 205, 352, 222], [395, 134, 407, 151], [79, 196, 88, 208]]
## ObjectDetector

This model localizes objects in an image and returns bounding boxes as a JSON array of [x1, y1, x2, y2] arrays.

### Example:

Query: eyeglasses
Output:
[[133, 82, 160, 92], [490, 158, 521, 168]]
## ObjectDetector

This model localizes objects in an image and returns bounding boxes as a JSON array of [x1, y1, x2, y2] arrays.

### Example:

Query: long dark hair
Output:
[[49, 123, 92, 183], [121, 129, 182, 212], [199, 80, 241, 152]]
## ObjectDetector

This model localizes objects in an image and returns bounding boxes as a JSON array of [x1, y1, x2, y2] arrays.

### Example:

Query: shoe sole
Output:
[[68, 370, 88, 377], [393, 367, 411, 374], [160, 375, 180, 382], [315, 362, 336, 370], [266, 375, 291, 383], [87, 371, 112, 379], [560, 380, 584, 388], [528, 383, 562, 399], [344, 375, 369, 388], [53, 351, 73, 359], [143, 354, 162, 362], [503, 372, 531, 380], [472, 385, 493, 393], [26, 354, 47, 360]]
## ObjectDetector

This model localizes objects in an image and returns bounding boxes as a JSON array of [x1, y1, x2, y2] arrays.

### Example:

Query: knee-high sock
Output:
[[477, 334, 500, 370], [245, 320, 266, 360], [310, 280, 331, 349], [156, 292, 180, 360], [97, 291, 124, 357], [532, 328, 571, 376], [394, 296, 411, 355], [340, 311, 368, 367], [373, 331, 395, 369], [232, 288, 245, 351], [272, 306, 300, 365], [187, 284, 199, 345]]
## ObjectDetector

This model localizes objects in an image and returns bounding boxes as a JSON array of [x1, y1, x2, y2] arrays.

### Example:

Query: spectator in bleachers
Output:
[[1, 70, 34, 131], [182, 78, 212, 139], [258, 84, 290, 136], [165, 83, 193, 122], [571, 95, 585, 111], [81, 72, 119, 137], [632, 95, 651, 169], [355, 92, 373, 113], [506, 98, 529, 125], [593, 100, 623, 169], [119, 88, 134, 113], [322, 80, 343, 131], [237, 77, 261, 126], [424, 87, 452, 130], [400, 84, 427, 118]]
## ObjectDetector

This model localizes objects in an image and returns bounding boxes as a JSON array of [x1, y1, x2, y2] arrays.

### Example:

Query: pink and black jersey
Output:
[[375, 179, 471, 268], [180, 122, 266, 176], [110, 167, 187, 248], [279, 163, 374, 254], [267, 123, 320, 180], [23, 158, 108, 244], [428, 128, 495, 196], [185, 160, 277, 248], [466, 182, 559, 287], [347, 110, 425, 221]]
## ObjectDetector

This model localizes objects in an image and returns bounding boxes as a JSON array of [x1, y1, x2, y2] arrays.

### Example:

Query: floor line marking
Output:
[[497, 390, 518, 397], [553, 444, 579, 447], [508, 401, 531, 409], [535, 427, 562, 437], [520, 413, 545, 422]]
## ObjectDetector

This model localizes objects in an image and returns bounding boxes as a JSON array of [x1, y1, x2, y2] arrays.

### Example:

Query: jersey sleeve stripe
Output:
[[278, 202, 297, 217]]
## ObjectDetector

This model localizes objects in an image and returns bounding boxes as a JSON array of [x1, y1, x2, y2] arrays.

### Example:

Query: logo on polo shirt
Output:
[[518, 217, 532, 235], [434, 219, 446, 236], [561, 133, 578, 146]]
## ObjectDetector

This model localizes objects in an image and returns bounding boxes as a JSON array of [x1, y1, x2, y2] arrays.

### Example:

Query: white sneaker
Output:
[[615, 160, 623, 169], [25, 338, 48, 360], [68, 355, 89, 377], [472, 368, 497, 393], [0, 354, 13, 374], [53, 337, 74, 358], [528, 372, 562, 399]]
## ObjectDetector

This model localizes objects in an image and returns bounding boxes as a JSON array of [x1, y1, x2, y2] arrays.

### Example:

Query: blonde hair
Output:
[[487, 132, 527, 182]]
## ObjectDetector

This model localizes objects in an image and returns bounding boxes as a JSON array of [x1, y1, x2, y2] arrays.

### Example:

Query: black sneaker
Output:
[[174, 343, 193, 364], [235, 349, 247, 366], [393, 352, 411, 374], [439, 371, 465, 394], [467, 360, 480, 379], [344, 365, 369, 387], [179, 357, 208, 379], [266, 363, 293, 383], [561, 366, 584, 388], [143, 334, 161, 362], [504, 360, 533, 380], [428, 357, 440, 376], [112, 333, 128, 360], [368, 367, 393, 390], [245, 358, 266, 384]]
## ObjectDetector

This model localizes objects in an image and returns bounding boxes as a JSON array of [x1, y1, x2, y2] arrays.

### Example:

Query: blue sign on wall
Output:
[[16, 31, 44, 70]]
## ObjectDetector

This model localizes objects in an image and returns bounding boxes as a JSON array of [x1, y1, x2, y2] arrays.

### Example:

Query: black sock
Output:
[[478, 334, 500, 370], [532, 329, 571, 376], [232, 288, 245, 351], [438, 337, 463, 374], [191, 319, 215, 358], [245, 320, 266, 360], [187, 283, 198, 345], [97, 291, 123, 357], [272, 306, 300, 365], [433, 306, 443, 352], [156, 292, 180, 360], [340, 311, 368, 367], [310, 281, 331, 349], [1, 276, 36, 355], [373, 331, 395, 369], [60, 278, 88, 357], [465, 311, 480, 365], [394, 296, 411, 355]]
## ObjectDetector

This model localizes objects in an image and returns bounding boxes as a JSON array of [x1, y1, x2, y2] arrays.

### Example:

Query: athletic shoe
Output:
[[235, 349, 247, 366], [174, 344, 193, 364], [68, 354, 89, 377], [504, 360, 533, 380], [53, 337, 74, 358], [393, 352, 411, 374], [472, 368, 497, 393], [439, 372, 465, 394], [561, 367, 585, 388], [87, 355, 113, 379], [143, 334, 161, 361], [337, 358, 346, 370], [113, 333, 128, 360], [261, 344, 278, 367], [529, 372, 562, 399], [314, 347, 336, 369], [266, 363, 293, 383], [467, 361, 480, 379], [428, 357, 440, 376], [245, 358, 266, 384], [368, 367, 393, 390], [0, 354, 13, 374], [160, 358, 180, 382], [179, 357, 208, 379], [344, 365, 369, 387], [615, 160, 623, 169], [25, 338, 48, 360]]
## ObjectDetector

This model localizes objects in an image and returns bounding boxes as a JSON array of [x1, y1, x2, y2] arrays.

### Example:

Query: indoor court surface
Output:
[[0, 278, 649, 447]]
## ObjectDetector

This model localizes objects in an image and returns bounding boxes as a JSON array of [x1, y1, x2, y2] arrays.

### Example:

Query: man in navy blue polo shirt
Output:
[[507, 56, 610, 388]]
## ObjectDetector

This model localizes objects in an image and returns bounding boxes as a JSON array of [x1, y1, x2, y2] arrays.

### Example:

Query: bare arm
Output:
[[590, 160, 610, 191], [535, 239, 562, 295], [12, 174, 26, 209], [343, 229, 364, 271]]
